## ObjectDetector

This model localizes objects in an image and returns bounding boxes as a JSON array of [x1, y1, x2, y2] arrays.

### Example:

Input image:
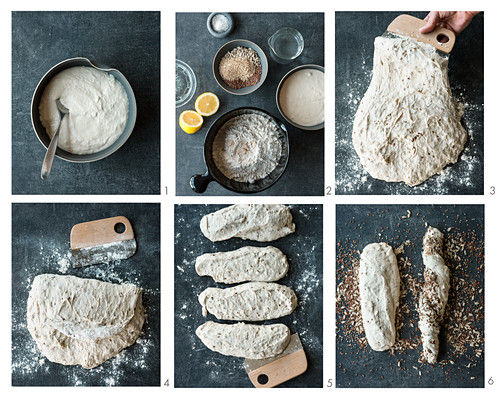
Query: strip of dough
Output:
[[195, 246, 289, 284], [198, 282, 297, 321], [200, 204, 295, 242], [196, 321, 290, 359], [418, 226, 450, 363], [359, 242, 400, 351], [27, 274, 144, 369]]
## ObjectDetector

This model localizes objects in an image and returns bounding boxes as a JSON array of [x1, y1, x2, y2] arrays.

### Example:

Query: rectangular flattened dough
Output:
[[359, 242, 400, 351], [196, 321, 290, 359], [27, 274, 145, 369], [198, 282, 297, 321], [195, 246, 289, 284], [200, 204, 295, 242], [352, 37, 467, 186]]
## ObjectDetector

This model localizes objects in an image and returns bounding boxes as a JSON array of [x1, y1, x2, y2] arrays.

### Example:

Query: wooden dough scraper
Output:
[[70, 216, 137, 268], [243, 333, 307, 388], [383, 14, 456, 54]]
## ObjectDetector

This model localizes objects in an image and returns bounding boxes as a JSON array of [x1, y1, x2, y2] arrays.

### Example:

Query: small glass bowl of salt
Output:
[[207, 13, 233, 38]]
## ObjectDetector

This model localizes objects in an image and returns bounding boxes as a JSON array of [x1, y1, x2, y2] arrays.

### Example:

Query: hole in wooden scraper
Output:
[[114, 222, 126, 234], [437, 33, 449, 43], [257, 374, 269, 385]]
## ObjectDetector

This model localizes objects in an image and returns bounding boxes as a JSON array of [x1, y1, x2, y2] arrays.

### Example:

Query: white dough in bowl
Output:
[[279, 68, 324, 127], [39, 66, 129, 155]]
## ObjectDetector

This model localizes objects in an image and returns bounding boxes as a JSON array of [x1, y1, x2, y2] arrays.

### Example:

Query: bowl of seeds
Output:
[[213, 39, 268, 95]]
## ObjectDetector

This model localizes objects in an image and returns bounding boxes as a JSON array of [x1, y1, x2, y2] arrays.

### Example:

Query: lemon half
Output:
[[195, 92, 220, 117], [179, 110, 203, 134]]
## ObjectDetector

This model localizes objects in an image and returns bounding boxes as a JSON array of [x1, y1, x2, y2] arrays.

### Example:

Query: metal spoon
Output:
[[41, 99, 69, 180]]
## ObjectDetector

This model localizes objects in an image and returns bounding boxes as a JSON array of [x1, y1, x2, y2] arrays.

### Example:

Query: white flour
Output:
[[212, 114, 282, 183]]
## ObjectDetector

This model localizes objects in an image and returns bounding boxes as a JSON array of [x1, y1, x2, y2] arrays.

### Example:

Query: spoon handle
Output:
[[40, 128, 61, 180]]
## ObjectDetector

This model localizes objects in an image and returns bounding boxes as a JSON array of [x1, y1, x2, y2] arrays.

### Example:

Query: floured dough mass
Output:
[[198, 282, 297, 321], [27, 274, 144, 369], [39, 66, 129, 155], [196, 321, 290, 359], [359, 242, 400, 351], [195, 246, 289, 284], [353, 36, 467, 186], [200, 204, 295, 242], [418, 226, 450, 363]]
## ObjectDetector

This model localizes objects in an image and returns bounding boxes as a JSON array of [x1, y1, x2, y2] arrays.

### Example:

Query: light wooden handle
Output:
[[247, 349, 308, 388], [70, 216, 134, 250], [387, 14, 456, 53]]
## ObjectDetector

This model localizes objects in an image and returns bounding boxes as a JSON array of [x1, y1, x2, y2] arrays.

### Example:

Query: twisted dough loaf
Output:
[[418, 226, 450, 363]]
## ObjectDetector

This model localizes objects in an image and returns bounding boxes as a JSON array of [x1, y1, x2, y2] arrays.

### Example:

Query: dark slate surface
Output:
[[335, 12, 484, 195], [176, 13, 324, 196], [174, 204, 323, 387], [12, 203, 160, 386], [12, 11, 160, 195], [336, 204, 484, 388]]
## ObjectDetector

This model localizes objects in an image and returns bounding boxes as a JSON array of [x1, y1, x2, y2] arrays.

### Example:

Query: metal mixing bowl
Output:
[[276, 64, 325, 131], [31, 57, 137, 163]]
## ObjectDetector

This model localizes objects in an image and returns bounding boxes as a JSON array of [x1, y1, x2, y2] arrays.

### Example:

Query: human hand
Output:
[[420, 11, 480, 35]]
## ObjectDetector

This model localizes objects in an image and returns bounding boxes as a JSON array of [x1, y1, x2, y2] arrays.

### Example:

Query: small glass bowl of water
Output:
[[176, 59, 197, 108], [268, 27, 304, 64]]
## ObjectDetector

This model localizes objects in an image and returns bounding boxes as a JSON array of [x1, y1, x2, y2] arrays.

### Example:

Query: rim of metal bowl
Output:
[[276, 64, 325, 131], [176, 59, 197, 107], [212, 39, 268, 96], [31, 57, 137, 163]]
